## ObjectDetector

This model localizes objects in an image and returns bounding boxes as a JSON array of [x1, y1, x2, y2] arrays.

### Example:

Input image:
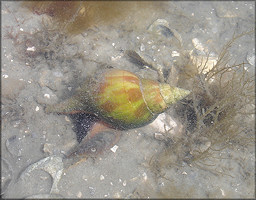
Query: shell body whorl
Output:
[[88, 69, 154, 129], [46, 69, 190, 129]]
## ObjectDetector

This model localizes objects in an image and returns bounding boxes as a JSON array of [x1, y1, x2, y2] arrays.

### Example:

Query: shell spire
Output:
[[159, 83, 190, 107], [140, 79, 190, 114]]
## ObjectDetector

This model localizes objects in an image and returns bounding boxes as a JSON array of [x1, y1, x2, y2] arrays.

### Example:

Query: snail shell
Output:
[[45, 69, 190, 129]]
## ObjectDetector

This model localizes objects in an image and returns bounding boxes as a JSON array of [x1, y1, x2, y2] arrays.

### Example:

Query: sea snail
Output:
[[45, 69, 190, 129]]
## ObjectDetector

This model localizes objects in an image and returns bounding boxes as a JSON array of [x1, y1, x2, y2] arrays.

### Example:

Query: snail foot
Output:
[[64, 121, 121, 168]]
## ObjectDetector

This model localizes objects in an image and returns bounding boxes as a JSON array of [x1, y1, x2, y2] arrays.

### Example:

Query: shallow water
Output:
[[1, 1, 255, 198]]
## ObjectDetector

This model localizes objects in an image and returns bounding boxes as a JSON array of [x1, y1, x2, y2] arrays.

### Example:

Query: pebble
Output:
[[122, 180, 127, 186], [220, 188, 225, 196], [247, 52, 255, 66], [65, 116, 70, 122], [82, 175, 88, 181], [77, 191, 82, 198], [35, 106, 40, 112], [111, 55, 122, 61], [36, 87, 58, 105], [44, 94, 51, 99], [140, 43, 145, 51], [142, 172, 147, 181], [100, 175, 105, 180], [43, 143, 54, 155], [26, 46, 36, 51], [159, 182, 165, 187], [182, 171, 187, 175], [171, 51, 180, 57], [110, 145, 118, 153]]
